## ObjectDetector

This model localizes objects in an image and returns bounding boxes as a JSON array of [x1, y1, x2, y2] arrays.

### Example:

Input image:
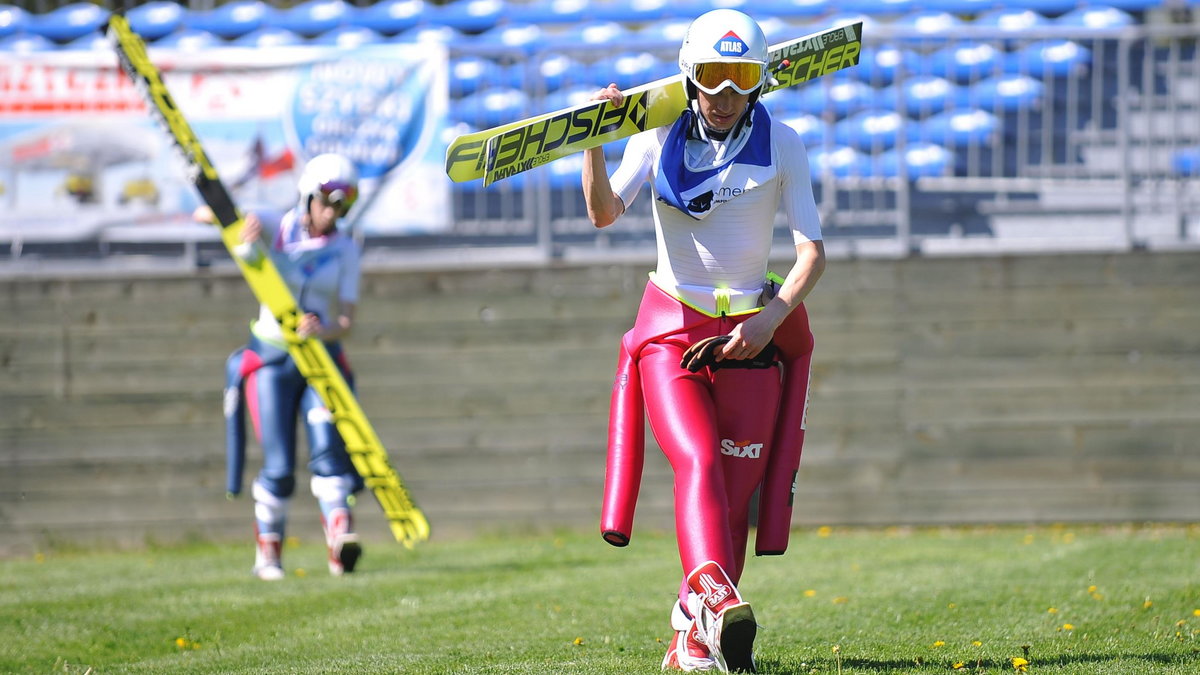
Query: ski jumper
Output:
[[599, 104, 821, 585], [222, 208, 364, 540]]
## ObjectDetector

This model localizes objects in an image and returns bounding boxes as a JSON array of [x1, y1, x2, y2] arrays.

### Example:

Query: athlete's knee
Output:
[[310, 474, 357, 504], [255, 474, 296, 499]]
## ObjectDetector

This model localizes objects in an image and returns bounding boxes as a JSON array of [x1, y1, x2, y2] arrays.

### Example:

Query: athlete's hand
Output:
[[239, 213, 263, 244], [296, 312, 322, 340], [681, 334, 777, 373], [721, 315, 777, 362], [590, 83, 624, 107]]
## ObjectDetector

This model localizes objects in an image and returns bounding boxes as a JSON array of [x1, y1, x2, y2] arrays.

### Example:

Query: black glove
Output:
[[680, 335, 779, 373]]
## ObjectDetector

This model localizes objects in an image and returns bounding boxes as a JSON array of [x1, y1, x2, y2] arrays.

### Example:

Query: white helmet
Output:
[[678, 9, 769, 97], [298, 153, 359, 216]]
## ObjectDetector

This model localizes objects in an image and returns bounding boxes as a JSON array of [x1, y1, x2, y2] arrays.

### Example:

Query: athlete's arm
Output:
[[722, 241, 825, 360], [721, 124, 826, 361], [583, 84, 627, 229]]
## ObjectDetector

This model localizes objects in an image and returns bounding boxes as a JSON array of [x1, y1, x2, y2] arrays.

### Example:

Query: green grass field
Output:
[[2, 524, 1198, 674]]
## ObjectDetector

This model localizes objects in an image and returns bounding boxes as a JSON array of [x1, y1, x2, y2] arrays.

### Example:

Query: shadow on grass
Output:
[[755, 650, 1200, 673]]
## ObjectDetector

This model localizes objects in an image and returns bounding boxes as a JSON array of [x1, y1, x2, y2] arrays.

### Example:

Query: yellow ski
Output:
[[444, 22, 862, 186], [105, 14, 430, 548]]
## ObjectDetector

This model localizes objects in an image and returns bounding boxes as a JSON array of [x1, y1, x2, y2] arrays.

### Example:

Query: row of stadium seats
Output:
[[449, 39, 1087, 98], [0, 0, 1177, 50]]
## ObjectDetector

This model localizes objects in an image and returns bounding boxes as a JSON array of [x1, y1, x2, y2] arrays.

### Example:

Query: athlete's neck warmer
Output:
[[655, 102, 774, 220]]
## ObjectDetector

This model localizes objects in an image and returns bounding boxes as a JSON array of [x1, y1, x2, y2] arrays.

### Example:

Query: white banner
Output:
[[0, 43, 451, 245]]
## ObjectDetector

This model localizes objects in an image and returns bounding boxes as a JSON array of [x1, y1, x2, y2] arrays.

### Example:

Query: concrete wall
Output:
[[3, 250, 1198, 557]]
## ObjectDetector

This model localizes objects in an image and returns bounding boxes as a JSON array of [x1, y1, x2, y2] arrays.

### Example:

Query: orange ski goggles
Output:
[[690, 60, 766, 95]]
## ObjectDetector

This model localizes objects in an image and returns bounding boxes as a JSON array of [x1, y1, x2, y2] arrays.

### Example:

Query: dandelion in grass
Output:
[[1193, 609, 1200, 617], [818, 526, 832, 538], [947, 603, 957, 610], [972, 640, 982, 647], [1061, 623, 1074, 631], [1012, 656, 1029, 672], [572, 637, 584, 646], [953, 662, 966, 670], [804, 589, 817, 598], [1047, 607, 1058, 614], [1143, 598, 1153, 609]]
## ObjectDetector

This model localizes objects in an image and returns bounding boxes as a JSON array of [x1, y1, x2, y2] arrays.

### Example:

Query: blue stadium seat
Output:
[[1003, 0, 1076, 15], [853, 45, 920, 86], [64, 31, 110, 50], [875, 142, 954, 178], [274, 0, 352, 38], [928, 41, 1004, 83], [634, 17, 691, 46], [840, 0, 918, 17], [758, 17, 796, 44], [822, 12, 881, 35], [454, 87, 529, 128], [883, 75, 960, 117], [603, 52, 666, 89], [29, 2, 108, 43], [834, 109, 906, 151], [351, 0, 427, 36], [0, 32, 56, 52], [154, 27, 221, 51], [541, 85, 597, 113], [430, 0, 506, 34], [807, 145, 871, 177], [920, 0, 998, 15], [127, 1, 186, 41], [1006, 40, 1092, 78], [1095, 0, 1169, 10], [974, 7, 1050, 32], [474, 22, 545, 55], [591, 0, 670, 24], [1054, 5, 1136, 31], [967, 74, 1044, 112], [232, 26, 305, 48], [1173, 146, 1199, 176], [0, 5, 29, 38], [187, 0, 275, 39], [890, 10, 965, 41], [509, 0, 590, 25], [546, 20, 631, 50], [778, 113, 829, 147], [451, 55, 503, 98], [393, 23, 467, 45], [916, 108, 999, 146], [794, 78, 876, 117], [312, 25, 384, 48], [500, 54, 585, 93], [761, 0, 832, 19]]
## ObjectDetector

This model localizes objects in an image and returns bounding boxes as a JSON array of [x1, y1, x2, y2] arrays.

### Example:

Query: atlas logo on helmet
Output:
[[715, 31, 749, 58]]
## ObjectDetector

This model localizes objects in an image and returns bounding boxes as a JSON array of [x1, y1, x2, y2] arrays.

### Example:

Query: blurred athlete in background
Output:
[[200, 153, 365, 581], [583, 9, 825, 672]]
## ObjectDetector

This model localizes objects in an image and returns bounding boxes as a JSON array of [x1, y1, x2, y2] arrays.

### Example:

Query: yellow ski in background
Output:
[[105, 14, 430, 548]]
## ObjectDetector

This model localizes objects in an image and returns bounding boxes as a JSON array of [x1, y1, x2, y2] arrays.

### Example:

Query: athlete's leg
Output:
[[303, 372, 363, 575], [639, 341, 733, 576], [247, 356, 303, 579], [712, 367, 781, 582]]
